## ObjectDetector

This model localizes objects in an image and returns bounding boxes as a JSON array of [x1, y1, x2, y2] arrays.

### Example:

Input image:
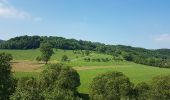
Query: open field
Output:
[[13, 61, 170, 93], [0, 49, 111, 61], [78, 64, 170, 93], [1, 49, 170, 94]]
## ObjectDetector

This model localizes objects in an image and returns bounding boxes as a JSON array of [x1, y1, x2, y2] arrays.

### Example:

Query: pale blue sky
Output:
[[0, 0, 170, 49]]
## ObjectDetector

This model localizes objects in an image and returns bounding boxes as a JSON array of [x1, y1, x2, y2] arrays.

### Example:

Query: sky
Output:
[[0, 0, 170, 49]]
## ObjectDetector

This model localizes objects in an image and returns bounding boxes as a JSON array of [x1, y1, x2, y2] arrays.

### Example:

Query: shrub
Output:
[[11, 64, 82, 100], [61, 55, 69, 62], [134, 82, 150, 100], [90, 71, 133, 100], [150, 75, 170, 100], [0, 53, 16, 100]]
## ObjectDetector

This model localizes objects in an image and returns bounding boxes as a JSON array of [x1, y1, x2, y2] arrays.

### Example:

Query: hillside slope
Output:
[[0, 35, 170, 68]]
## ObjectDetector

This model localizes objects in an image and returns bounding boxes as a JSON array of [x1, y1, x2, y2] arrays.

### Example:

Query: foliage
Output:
[[10, 77, 43, 100], [41, 87, 81, 100], [40, 64, 81, 99], [84, 50, 90, 56], [0, 53, 16, 100], [40, 64, 80, 91], [134, 82, 150, 100], [0, 35, 40, 49], [89, 71, 133, 100], [61, 55, 69, 62], [40, 42, 54, 64], [150, 75, 170, 100], [11, 64, 82, 100]]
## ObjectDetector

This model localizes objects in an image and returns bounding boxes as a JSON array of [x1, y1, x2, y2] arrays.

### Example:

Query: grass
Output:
[[14, 62, 170, 94], [0, 49, 95, 61], [0, 49, 41, 60], [2, 49, 170, 94], [66, 60, 129, 67], [14, 72, 38, 78], [78, 63, 170, 93]]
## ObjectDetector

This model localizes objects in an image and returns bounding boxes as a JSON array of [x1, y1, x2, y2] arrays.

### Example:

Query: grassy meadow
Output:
[[1, 49, 170, 94]]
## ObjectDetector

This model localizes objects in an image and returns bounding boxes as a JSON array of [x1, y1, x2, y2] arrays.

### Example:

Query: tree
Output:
[[61, 55, 69, 62], [40, 42, 54, 64], [134, 82, 150, 100], [11, 64, 82, 100], [0, 53, 16, 100], [10, 77, 43, 100], [150, 75, 170, 100], [90, 71, 133, 100], [40, 64, 80, 92], [39, 64, 81, 99], [122, 52, 134, 61], [41, 88, 81, 100]]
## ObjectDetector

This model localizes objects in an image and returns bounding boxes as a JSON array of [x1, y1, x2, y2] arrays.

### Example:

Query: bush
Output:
[[11, 64, 82, 100], [61, 55, 70, 62], [90, 71, 133, 100], [10, 77, 42, 100], [134, 82, 150, 100], [0, 53, 16, 100], [84, 57, 90, 62], [40, 63, 80, 92], [150, 75, 170, 100]]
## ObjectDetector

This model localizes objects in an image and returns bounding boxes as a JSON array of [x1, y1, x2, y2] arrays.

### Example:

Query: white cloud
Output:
[[0, 0, 41, 20], [0, 7, 30, 19], [155, 34, 170, 43]]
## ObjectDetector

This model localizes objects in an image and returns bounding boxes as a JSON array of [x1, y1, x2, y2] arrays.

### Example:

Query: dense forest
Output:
[[0, 35, 170, 68]]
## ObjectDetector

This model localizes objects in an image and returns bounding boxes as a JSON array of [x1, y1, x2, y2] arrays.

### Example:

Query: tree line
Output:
[[0, 52, 170, 100], [0, 35, 170, 68]]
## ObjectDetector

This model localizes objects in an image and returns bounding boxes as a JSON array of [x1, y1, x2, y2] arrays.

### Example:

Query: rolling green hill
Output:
[[5, 49, 169, 94], [1, 35, 170, 68]]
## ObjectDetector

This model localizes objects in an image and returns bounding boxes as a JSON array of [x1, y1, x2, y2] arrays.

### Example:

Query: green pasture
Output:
[[14, 63, 170, 94], [2, 49, 170, 94]]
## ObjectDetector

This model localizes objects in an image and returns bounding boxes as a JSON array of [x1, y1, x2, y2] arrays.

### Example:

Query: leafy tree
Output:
[[40, 42, 54, 64], [10, 77, 43, 100], [39, 64, 81, 99], [0, 53, 16, 100], [134, 82, 150, 100], [40, 64, 80, 92], [12, 64, 82, 100], [41, 88, 81, 100], [90, 71, 133, 100], [150, 75, 170, 100], [61, 55, 69, 62], [122, 52, 134, 61]]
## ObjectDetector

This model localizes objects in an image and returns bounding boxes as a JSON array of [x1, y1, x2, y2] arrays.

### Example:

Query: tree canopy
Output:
[[11, 63, 81, 100], [40, 42, 54, 64], [0, 53, 16, 100], [90, 71, 133, 100]]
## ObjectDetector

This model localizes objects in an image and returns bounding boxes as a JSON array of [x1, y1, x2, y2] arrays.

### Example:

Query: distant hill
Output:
[[0, 39, 3, 42], [0, 35, 170, 68], [156, 49, 170, 57], [0, 39, 4, 43]]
